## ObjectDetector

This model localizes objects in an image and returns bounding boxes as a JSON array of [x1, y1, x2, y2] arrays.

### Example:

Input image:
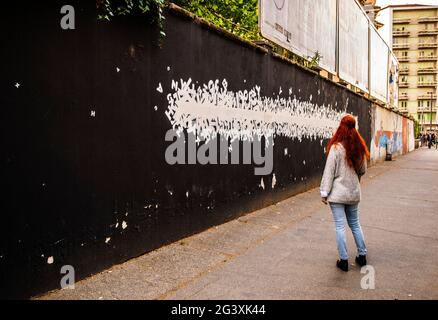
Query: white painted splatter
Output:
[[318, 89, 321, 95], [272, 174, 277, 189], [154, 106, 158, 111], [47, 256, 54, 264], [165, 79, 344, 143], [289, 87, 293, 95], [91, 110, 96, 117], [156, 83, 163, 93], [15, 82, 20, 88], [115, 222, 119, 228], [279, 87, 282, 95], [284, 148, 288, 155], [122, 221, 127, 229], [116, 67, 120, 73], [186, 191, 189, 198], [303, 160, 306, 165], [105, 237, 111, 244], [167, 66, 171, 71], [244, 79, 247, 83], [260, 177, 265, 190]]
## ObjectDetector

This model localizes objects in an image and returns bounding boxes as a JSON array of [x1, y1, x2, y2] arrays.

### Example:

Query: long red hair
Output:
[[327, 114, 370, 172]]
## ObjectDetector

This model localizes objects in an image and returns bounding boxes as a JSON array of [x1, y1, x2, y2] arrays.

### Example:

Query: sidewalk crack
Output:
[[362, 224, 438, 241]]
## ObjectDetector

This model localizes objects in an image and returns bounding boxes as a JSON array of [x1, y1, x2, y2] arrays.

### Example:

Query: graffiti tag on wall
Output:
[[164, 78, 345, 143]]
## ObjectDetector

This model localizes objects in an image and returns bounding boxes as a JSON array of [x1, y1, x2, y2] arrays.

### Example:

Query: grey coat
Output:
[[320, 143, 367, 204]]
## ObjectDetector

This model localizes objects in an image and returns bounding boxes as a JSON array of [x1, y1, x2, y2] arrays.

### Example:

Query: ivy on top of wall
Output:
[[97, 0, 167, 37], [96, 1, 320, 69], [96, 0, 259, 41], [172, 0, 260, 40]]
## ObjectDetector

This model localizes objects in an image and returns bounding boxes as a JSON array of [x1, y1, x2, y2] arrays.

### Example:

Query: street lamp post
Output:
[[431, 91, 433, 133], [421, 110, 424, 134], [432, 84, 437, 133]]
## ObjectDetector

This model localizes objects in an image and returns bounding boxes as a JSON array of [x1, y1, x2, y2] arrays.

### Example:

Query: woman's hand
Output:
[[321, 197, 328, 205]]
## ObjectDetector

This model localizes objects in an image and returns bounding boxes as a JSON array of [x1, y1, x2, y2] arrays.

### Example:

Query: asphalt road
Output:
[[37, 147, 438, 300]]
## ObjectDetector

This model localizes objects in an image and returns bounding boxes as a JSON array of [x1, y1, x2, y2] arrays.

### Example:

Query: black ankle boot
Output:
[[336, 259, 348, 272], [355, 255, 367, 266]]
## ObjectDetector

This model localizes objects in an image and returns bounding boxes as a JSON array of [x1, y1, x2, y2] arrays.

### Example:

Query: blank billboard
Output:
[[259, 0, 337, 74], [370, 26, 389, 101], [338, 0, 369, 92], [388, 53, 399, 107]]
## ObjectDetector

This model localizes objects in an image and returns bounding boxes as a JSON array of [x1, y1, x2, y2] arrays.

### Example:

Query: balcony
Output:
[[418, 94, 437, 100], [392, 30, 410, 36], [418, 30, 438, 36], [393, 43, 410, 49], [418, 42, 438, 49], [418, 16, 438, 23], [418, 56, 438, 61], [393, 18, 411, 24], [397, 56, 411, 62], [418, 81, 437, 87], [418, 67, 437, 74], [399, 94, 409, 100], [399, 68, 409, 74], [399, 82, 410, 88], [418, 107, 437, 113]]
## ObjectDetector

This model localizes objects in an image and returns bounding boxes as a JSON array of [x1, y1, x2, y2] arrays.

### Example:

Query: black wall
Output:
[[0, 3, 371, 298]]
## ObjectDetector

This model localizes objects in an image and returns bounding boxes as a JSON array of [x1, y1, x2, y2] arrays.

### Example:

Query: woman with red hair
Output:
[[320, 114, 370, 272]]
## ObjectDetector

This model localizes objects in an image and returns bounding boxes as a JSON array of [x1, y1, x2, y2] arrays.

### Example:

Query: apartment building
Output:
[[391, 5, 438, 132]]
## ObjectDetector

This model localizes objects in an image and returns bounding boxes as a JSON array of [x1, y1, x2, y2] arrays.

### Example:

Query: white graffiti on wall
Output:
[[164, 78, 345, 142]]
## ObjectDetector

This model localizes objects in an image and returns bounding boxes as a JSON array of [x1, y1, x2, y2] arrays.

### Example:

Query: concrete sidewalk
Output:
[[37, 148, 438, 300]]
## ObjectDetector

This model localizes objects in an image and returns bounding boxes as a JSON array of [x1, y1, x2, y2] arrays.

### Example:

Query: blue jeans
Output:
[[329, 202, 367, 260]]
